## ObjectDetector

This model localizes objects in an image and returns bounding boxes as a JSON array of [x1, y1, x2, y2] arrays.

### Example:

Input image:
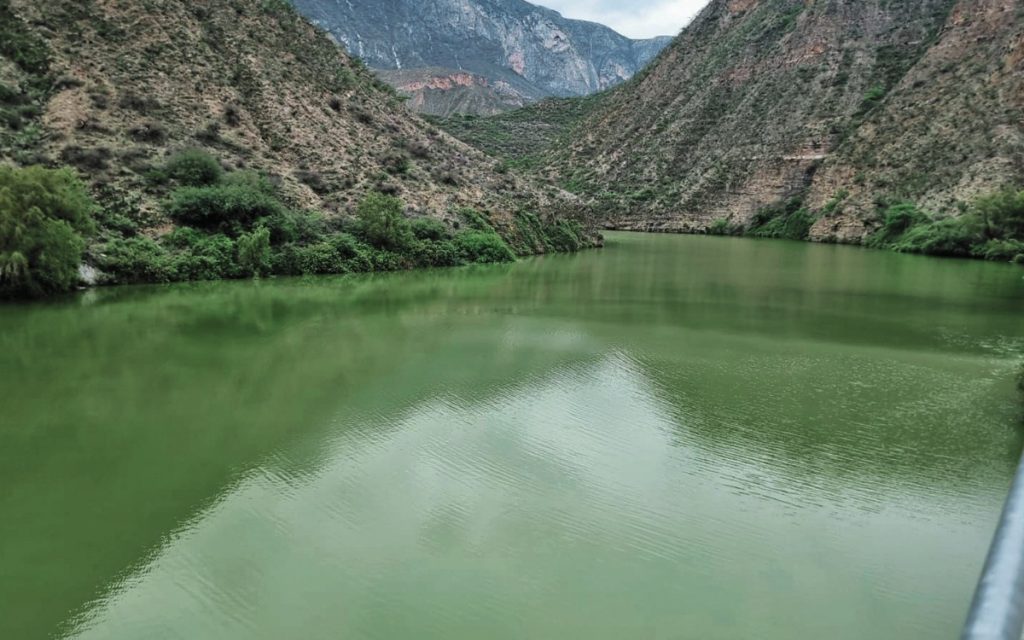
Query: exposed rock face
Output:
[[377, 68, 532, 116], [0, 0, 590, 247], [291, 0, 672, 116], [542, 0, 1024, 241]]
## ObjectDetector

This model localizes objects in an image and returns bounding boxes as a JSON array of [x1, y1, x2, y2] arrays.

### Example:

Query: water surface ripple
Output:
[[1, 233, 1023, 639]]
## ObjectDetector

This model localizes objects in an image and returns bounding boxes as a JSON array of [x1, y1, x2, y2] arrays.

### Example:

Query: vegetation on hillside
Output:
[[864, 191, 1024, 263], [0, 149, 593, 296], [89, 150, 530, 285], [430, 95, 601, 172], [705, 187, 1024, 265], [0, 166, 95, 299], [0, 0, 602, 299]]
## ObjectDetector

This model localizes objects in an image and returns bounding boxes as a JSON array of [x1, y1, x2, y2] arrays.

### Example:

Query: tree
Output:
[[355, 192, 411, 249], [0, 166, 95, 298]]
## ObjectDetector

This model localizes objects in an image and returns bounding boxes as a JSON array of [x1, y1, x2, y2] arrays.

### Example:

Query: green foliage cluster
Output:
[[165, 149, 224, 187], [748, 197, 814, 241], [707, 218, 743, 237], [865, 190, 1024, 263], [0, 166, 95, 298], [95, 151, 520, 285], [506, 211, 590, 255], [0, 0, 50, 78]]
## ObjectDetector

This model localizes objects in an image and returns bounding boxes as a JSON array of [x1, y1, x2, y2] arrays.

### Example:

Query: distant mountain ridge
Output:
[[291, 0, 672, 115]]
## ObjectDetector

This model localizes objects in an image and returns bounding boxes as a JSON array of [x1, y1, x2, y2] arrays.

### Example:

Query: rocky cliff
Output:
[[531, 0, 1023, 242], [291, 0, 672, 116], [0, 0, 590, 249]]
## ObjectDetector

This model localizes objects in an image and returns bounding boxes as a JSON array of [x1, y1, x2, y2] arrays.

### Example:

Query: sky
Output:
[[537, 0, 711, 39]]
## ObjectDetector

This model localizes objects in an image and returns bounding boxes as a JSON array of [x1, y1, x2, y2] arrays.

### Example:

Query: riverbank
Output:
[[0, 162, 600, 300]]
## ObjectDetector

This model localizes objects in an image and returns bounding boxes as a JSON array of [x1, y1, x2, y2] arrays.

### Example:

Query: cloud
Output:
[[536, 0, 710, 39]]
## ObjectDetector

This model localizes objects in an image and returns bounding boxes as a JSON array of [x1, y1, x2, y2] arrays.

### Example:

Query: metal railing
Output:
[[962, 449, 1024, 640]]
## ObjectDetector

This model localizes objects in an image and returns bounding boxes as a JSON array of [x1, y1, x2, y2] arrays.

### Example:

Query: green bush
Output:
[[457, 207, 495, 232], [977, 239, 1024, 263], [750, 198, 814, 241], [166, 149, 223, 187], [707, 218, 740, 236], [976, 189, 1024, 240], [96, 236, 176, 284], [455, 231, 516, 264], [866, 203, 929, 248], [294, 233, 371, 275], [890, 216, 984, 258], [263, 208, 326, 246], [164, 228, 238, 281], [0, 166, 95, 298], [166, 184, 284, 232], [410, 217, 450, 242], [545, 220, 584, 252], [237, 226, 271, 276], [355, 192, 412, 249], [410, 239, 462, 268]]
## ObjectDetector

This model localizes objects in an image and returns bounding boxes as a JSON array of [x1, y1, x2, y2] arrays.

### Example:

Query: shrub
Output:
[[707, 218, 739, 236], [977, 239, 1024, 263], [410, 217, 450, 242], [237, 226, 271, 276], [0, 166, 95, 298], [455, 231, 516, 264], [166, 149, 223, 187], [750, 198, 814, 241], [96, 236, 176, 284], [166, 184, 284, 232], [165, 228, 238, 280], [866, 202, 929, 248], [976, 189, 1024, 240], [890, 216, 984, 258], [355, 192, 412, 249], [294, 233, 370, 275], [545, 219, 584, 251], [410, 239, 462, 268], [297, 241, 345, 275], [457, 207, 494, 232]]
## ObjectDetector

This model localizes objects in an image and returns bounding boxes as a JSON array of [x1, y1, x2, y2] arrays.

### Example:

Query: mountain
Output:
[[290, 0, 673, 116], [449, 0, 1022, 247], [0, 0, 596, 265]]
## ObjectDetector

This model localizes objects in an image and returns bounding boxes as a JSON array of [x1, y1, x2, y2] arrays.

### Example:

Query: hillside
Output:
[[0, 0, 597, 295], [512, 0, 1024, 249], [291, 0, 672, 116]]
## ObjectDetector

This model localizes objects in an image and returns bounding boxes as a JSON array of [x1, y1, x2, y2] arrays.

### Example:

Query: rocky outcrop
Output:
[[291, 0, 672, 116], [515, 0, 1022, 242], [377, 68, 533, 116]]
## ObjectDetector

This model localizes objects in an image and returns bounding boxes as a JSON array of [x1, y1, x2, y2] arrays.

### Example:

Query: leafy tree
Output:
[[355, 192, 412, 249], [237, 226, 271, 276], [0, 166, 94, 298], [976, 189, 1024, 240]]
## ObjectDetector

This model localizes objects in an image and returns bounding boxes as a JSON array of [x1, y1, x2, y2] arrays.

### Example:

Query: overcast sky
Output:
[[537, 1, 711, 39]]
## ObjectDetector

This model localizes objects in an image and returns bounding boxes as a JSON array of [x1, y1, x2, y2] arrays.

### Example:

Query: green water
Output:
[[2, 232, 1023, 639]]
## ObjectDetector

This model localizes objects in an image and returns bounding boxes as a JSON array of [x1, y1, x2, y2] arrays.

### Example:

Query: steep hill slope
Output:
[[291, 0, 672, 116], [527, 0, 1024, 246], [0, 0, 592, 253], [807, 0, 1024, 241]]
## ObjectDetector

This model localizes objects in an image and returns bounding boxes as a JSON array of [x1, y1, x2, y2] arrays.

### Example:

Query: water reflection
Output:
[[0, 233, 1021, 639]]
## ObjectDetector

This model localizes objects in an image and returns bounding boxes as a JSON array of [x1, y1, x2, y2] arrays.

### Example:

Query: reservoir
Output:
[[2, 232, 1023, 639]]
